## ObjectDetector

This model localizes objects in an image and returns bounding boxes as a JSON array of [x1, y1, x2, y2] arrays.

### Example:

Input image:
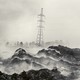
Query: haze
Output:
[[0, 0, 80, 47]]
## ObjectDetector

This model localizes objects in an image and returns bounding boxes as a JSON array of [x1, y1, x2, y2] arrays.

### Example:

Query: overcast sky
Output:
[[0, 0, 80, 47]]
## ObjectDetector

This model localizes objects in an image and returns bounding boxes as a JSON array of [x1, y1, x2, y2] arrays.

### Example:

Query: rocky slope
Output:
[[0, 68, 77, 80], [0, 45, 80, 79]]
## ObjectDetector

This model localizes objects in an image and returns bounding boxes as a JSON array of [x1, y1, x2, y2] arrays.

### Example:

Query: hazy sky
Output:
[[0, 0, 80, 47]]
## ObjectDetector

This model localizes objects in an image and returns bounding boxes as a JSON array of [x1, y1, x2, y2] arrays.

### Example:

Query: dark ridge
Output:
[[48, 45, 74, 56], [12, 48, 27, 58], [48, 45, 78, 61], [0, 68, 74, 80], [37, 48, 61, 58]]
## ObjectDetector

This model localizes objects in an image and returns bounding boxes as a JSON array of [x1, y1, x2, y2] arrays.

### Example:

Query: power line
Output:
[[36, 8, 45, 46]]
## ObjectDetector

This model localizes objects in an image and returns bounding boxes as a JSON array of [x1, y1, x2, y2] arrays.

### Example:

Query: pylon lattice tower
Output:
[[36, 8, 45, 46]]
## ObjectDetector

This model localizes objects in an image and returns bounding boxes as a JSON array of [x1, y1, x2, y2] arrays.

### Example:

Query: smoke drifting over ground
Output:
[[0, 45, 80, 80], [0, 0, 80, 47], [0, 0, 80, 80]]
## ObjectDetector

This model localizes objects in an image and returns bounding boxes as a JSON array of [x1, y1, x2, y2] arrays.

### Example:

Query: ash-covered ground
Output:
[[0, 45, 80, 80]]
